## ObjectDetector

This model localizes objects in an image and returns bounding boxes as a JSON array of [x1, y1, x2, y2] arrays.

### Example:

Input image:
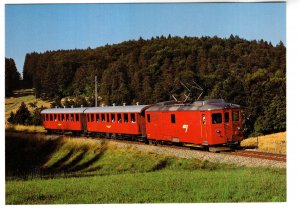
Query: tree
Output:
[[11, 102, 31, 125], [5, 58, 20, 96]]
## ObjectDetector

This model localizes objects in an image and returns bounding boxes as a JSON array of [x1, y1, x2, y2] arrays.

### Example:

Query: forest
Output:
[[16, 35, 286, 136]]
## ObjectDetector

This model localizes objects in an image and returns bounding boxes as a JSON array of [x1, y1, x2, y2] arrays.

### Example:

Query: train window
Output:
[[171, 114, 176, 123], [96, 114, 100, 122], [123, 114, 128, 123], [87, 114, 90, 122], [147, 114, 151, 123], [111, 114, 115, 122], [117, 114, 122, 123], [232, 111, 239, 121], [54, 114, 57, 121], [225, 112, 229, 123], [106, 114, 110, 122], [212, 113, 222, 124], [76, 114, 79, 122], [62, 114, 65, 121], [66, 114, 69, 121], [202, 114, 206, 125], [91, 114, 94, 122], [101, 114, 105, 122], [45, 114, 48, 121], [130, 113, 136, 123], [50, 114, 53, 121]]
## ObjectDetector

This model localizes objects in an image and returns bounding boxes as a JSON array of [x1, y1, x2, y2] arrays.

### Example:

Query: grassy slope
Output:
[[5, 133, 286, 204], [5, 89, 51, 121]]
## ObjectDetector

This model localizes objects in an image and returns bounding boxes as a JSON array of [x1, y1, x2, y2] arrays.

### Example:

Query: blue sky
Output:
[[5, 3, 286, 74]]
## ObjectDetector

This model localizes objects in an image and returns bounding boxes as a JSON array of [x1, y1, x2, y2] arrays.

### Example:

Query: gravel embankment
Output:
[[109, 141, 286, 169]]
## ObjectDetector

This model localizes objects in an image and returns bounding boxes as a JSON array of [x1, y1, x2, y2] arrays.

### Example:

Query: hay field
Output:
[[241, 132, 286, 154]]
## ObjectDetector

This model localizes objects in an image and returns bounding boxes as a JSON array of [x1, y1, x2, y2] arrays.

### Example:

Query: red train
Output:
[[41, 99, 243, 149]]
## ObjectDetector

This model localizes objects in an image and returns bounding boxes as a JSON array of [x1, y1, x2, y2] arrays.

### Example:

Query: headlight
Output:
[[216, 129, 220, 133]]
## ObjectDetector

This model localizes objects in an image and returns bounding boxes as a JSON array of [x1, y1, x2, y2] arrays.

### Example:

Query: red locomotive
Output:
[[41, 99, 243, 149], [145, 99, 243, 147]]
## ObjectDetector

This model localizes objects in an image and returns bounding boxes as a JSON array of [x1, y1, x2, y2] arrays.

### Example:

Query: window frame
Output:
[[225, 112, 229, 123], [130, 113, 136, 123], [147, 114, 151, 123], [124, 113, 128, 123], [117, 113, 122, 123], [111, 113, 115, 122], [232, 111, 240, 122], [212, 113, 222, 124], [101, 114, 106, 122], [171, 114, 176, 124]]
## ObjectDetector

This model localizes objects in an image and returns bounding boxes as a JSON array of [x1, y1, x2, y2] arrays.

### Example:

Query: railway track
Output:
[[228, 150, 286, 162]]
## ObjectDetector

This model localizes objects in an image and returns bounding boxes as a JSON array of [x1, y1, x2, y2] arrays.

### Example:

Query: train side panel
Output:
[[146, 111, 205, 145], [85, 112, 143, 135], [42, 113, 84, 131]]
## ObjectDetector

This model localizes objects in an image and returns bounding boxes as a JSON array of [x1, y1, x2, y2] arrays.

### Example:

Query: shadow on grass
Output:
[[5, 132, 106, 180], [5, 133, 63, 179]]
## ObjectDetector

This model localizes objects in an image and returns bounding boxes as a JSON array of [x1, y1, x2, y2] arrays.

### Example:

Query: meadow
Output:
[[5, 133, 286, 204]]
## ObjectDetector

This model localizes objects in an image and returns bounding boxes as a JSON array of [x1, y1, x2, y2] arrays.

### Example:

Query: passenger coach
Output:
[[83, 105, 150, 139], [41, 107, 87, 133]]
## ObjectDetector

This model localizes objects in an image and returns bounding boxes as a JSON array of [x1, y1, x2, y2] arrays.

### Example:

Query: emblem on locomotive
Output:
[[182, 124, 189, 133]]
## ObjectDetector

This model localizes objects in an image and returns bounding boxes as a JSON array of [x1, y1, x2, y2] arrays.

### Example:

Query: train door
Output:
[[140, 111, 146, 136], [224, 110, 232, 142], [200, 113, 208, 144], [211, 111, 225, 145], [81, 113, 87, 131]]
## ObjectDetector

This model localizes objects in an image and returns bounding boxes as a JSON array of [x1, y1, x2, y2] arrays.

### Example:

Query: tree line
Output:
[[20, 35, 285, 136]]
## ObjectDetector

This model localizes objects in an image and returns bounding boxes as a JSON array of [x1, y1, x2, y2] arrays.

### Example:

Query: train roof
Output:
[[41, 105, 150, 114], [146, 99, 240, 112], [84, 105, 150, 113], [41, 107, 88, 114]]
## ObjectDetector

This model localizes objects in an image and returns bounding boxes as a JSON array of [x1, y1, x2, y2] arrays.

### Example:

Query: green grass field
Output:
[[5, 133, 286, 204]]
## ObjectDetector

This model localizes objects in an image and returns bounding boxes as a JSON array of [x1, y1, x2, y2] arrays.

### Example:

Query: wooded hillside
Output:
[[22, 35, 286, 136]]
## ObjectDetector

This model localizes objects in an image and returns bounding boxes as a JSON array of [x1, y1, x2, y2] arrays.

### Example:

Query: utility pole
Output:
[[95, 76, 98, 107]]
